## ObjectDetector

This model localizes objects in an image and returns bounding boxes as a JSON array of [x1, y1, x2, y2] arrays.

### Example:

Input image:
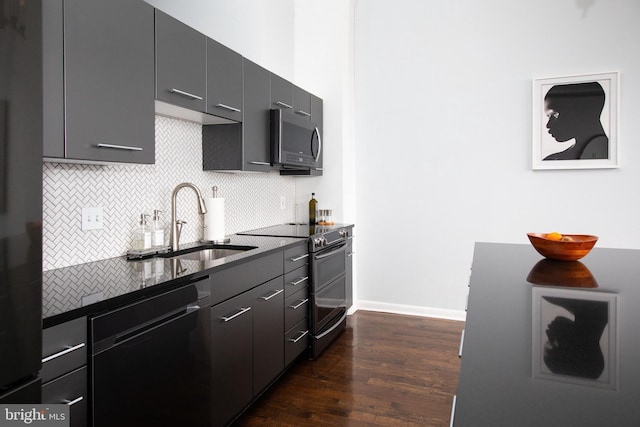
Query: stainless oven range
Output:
[[238, 224, 351, 359]]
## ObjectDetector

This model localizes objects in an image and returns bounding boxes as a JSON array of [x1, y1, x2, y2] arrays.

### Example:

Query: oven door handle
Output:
[[314, 242, 347, 260], [314, 312, 348, 340]]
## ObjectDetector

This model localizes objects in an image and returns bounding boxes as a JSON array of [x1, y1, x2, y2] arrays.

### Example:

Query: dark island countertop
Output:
[[42, 234, 306, 328], [454, 242, 640, 426]]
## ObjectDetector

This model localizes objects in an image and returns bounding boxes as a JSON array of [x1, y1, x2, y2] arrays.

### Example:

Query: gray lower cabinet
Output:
[[209, 250, 287, 425], [206, 38, 243, 122], [43, 0, 155, 164], [283, 242, 310, 364], [155, 9, 206, 113], [252, 278, 285, 395], [42, 317, 88, 427], [211, 291, 254, 426], [212, 284, 283, 426]]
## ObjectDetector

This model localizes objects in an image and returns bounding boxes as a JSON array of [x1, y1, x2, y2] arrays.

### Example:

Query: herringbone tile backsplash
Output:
[[43, 116, 296, 270]]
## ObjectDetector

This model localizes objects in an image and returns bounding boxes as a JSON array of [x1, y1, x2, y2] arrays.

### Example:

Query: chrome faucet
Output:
[[170, 183, 208, 251]]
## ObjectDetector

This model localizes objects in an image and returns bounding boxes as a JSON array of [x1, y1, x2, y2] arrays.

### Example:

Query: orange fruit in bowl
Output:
[[546, 232, 563, 241]]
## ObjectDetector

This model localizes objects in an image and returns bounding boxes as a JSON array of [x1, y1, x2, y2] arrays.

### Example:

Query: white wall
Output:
[[292, 1, 357, 226], [144, 0, 295, 79], [353, 0, 640, 318]]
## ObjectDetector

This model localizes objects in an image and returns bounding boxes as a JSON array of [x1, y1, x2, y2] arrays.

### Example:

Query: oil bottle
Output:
[[309, 193, 318, 224]]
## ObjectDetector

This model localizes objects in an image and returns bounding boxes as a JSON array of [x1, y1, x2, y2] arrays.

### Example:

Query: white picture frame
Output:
[[532, 72, 618, 170], [532, 286, 618, 390]]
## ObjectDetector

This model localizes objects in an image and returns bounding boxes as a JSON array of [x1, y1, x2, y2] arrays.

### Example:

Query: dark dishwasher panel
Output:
[[91, 279, 211, 427]]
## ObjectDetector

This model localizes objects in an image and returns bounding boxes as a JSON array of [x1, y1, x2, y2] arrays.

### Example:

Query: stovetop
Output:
[[238, 223, 349, 239]]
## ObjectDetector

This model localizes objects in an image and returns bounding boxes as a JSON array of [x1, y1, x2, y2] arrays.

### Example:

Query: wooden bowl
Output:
[[527, 233, 598, 261]]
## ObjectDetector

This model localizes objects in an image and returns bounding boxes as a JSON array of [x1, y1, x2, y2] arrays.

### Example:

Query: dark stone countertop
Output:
[[42, 234, 306, 328], [454, 242, 640, 426]]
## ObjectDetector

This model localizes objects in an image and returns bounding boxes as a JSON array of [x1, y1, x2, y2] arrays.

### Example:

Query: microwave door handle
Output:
[[312, 127, 322, 162]]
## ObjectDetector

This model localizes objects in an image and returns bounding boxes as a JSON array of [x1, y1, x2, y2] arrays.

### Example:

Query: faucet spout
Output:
[[170, 183, 208, 251]]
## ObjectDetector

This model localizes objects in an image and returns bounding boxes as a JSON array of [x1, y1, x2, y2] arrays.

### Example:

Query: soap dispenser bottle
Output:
[[151, 209, 165, 247], [133, 214, 152, 250]]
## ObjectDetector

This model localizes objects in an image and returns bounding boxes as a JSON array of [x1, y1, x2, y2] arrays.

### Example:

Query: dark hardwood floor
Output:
[[235, 310, 465, 426]]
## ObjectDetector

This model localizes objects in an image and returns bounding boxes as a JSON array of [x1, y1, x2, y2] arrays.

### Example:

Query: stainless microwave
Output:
[[270, 108, 322, 170]]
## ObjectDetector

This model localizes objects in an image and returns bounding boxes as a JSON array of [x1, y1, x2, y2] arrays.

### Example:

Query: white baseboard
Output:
[[351, 300, 466, 322]]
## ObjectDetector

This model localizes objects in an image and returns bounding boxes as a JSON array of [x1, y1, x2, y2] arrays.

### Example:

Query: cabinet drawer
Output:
[[42, 317, 87, 383], [284, 244, 309, 273], [285, 287, 309, 331], [284, 265, 309, 297], [42, 366, 87, 427], [284, 319, 309, 366], [210, 252, 283, 305]]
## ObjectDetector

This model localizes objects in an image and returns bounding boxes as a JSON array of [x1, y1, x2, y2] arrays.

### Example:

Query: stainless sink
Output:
[[159, 245, 257, 261]]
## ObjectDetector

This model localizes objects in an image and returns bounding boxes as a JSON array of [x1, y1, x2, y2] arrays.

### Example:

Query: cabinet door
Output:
[[211, 292, 253, 426], [155, 9, 206, 112], [243, 59, 271, 172], [206, 38, 243, 121], [42, 367, 87, 427], [63, 0, 155, 163], [293, 85, 312, 119], [270, 73, 293, 110], [253, 277, 285, 395]]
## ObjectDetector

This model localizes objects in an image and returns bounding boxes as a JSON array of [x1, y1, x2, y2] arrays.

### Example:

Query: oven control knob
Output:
[[314, 237, 325, 247], [339, 229, 348, 238]]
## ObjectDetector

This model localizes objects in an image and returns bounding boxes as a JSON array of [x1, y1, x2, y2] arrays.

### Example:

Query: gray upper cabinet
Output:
[[242, 59, 271, 171], [44, 0, 155, 164], [270, 73, 294, 111], [293, 85, 312, 119], [155, 9, 206, 113], [206, 38, 243, 122], [202, 58, 270, 172]]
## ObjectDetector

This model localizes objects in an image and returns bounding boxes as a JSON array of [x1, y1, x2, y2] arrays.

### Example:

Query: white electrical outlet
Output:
[[81, 206, 104, 231], [280, 196, 286, 210]]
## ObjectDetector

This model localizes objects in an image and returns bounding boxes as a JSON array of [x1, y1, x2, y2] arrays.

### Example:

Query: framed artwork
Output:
[[532, 287, 618, 390], [532, 72, 618, 170]]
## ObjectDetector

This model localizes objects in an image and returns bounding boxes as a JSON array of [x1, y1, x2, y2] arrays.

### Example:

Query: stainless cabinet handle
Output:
[[96, 143, 143, 151], [215, 103, 241, 113], [42, 343, 86, 363], [260, 289, 284, 301], [347, 251, 355, 258], [249, 161, 271, 166], [290, 254, 309, 262], [458, 329, 465, 358], [289, 298, 309, 310], [63, 396, 84, 406], [289, 276, 308, 287], [170, 88, 203, 100], [275, 101, 293, 109], [221, 307, 251, 322], [295, 110, 311, 117], [288, 330, 309, 343]]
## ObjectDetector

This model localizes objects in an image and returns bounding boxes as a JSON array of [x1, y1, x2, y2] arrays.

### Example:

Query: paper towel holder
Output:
[[201, 185, 231, 244]]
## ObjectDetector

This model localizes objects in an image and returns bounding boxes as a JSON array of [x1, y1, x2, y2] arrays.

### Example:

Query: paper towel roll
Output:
[[203, 197, 225, 242]]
